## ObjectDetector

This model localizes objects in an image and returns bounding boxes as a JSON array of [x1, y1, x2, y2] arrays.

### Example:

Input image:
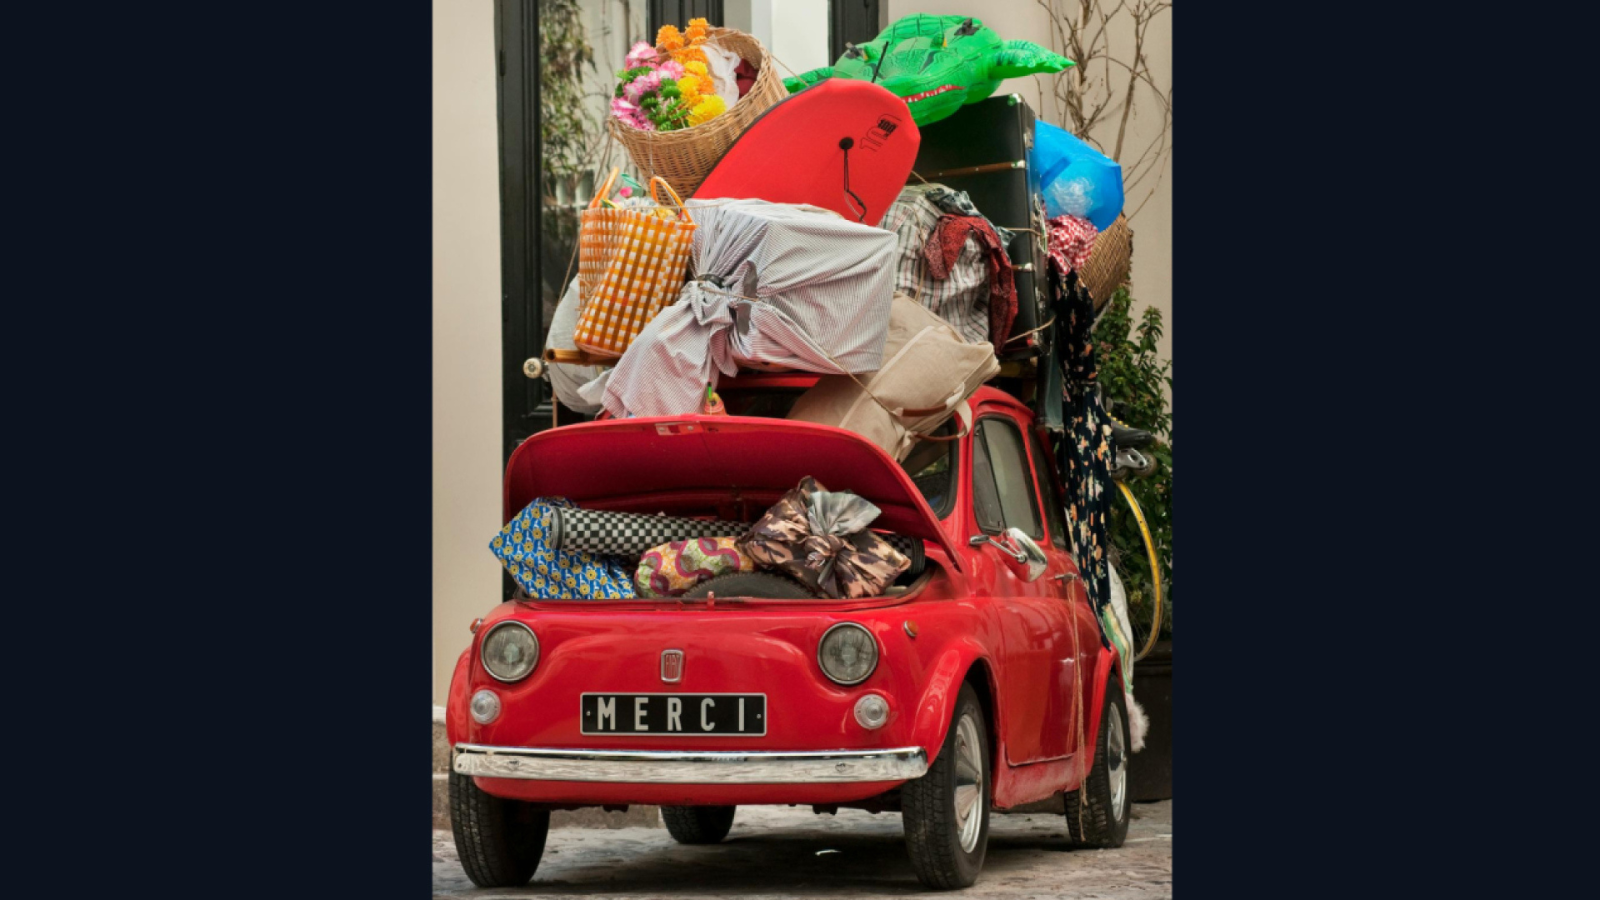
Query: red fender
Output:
[[445, 647, 473, 747], [908, 638, 999, 769], [1079, 645, 1124, 780]]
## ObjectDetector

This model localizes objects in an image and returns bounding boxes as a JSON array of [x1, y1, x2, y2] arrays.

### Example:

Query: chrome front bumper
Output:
[[452, 743, 929, 784]]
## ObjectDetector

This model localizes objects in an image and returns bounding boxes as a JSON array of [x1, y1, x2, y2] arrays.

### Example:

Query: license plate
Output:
[[580, 693, 767, 736]]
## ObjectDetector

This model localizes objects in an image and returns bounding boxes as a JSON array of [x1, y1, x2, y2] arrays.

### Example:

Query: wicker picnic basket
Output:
[[1080, 213, 1133, 311], [606, 28, 788, 198]]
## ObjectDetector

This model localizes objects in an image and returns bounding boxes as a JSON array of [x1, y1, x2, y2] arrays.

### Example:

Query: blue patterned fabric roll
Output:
[[490, 498, 636, 600]]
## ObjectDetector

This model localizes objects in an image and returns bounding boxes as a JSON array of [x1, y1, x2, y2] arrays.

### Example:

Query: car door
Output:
[[1027, 426, 1103, 764], [968, 410, 1082, 765]]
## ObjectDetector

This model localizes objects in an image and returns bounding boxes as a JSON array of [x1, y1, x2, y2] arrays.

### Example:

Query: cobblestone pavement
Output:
[[433, 800, 1171, 898]]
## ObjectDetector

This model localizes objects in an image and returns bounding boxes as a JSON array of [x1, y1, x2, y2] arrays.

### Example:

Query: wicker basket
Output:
[[1081, 213, 1133, 311], [606, 28, 788, 198]]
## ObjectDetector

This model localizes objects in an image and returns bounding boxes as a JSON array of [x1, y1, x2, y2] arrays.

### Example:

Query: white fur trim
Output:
[[1126, 690, 1148, 753]]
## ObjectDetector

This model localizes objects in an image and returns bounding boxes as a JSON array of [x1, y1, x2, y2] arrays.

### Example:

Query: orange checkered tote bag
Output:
[[572, 168, 697, 358]]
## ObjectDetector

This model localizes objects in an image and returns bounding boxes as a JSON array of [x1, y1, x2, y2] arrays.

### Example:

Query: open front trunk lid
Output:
[[504, 415, 962, 568]]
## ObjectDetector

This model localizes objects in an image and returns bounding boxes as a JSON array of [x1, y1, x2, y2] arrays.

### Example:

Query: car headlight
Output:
[[480, 621, 539, 682], [818, 622, 878, 685]]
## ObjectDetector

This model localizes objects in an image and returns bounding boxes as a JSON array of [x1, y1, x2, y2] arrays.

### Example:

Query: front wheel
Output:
[[903, 682, 990, 889], [449, 771, 550, 887], [660, 805, 736, 844], [1063, 677, 1131, 847]]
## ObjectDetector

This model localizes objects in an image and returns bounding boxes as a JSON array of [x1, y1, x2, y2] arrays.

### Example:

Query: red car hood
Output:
[[504, 415, 961, 566]]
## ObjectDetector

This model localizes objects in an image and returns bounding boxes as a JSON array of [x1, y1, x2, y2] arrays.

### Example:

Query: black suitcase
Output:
[[911, 94, 1048, 363]]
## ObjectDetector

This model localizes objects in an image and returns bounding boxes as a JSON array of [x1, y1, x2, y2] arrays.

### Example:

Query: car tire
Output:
[[660, 805, 737, 844], [681, 572, 818, 599], [448, 771, 549, 887], [902, 682, 989, 890], [1063, 676, 1131, 848]]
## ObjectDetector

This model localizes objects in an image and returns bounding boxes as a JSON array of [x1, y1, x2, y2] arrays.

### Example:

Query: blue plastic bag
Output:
[[1031, 121, 1124, 231]]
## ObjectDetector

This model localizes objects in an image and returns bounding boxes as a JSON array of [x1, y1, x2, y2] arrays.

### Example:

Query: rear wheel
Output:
[[448, 771, 549, 887], [903, 682, 989, 889], [1063, 677, 1131, 847], [660, 805, 736, 844]]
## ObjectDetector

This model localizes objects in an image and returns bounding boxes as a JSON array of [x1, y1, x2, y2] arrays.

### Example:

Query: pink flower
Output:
[[610, 98, 654, 131], [623, 69, 661, 104], [618, 186, 633, 198], [657, 59, 684, 80], [625, 41, 656, 69]]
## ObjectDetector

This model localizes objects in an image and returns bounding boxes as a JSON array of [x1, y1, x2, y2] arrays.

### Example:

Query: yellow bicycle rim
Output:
[[1114, 479, 1163, 662]]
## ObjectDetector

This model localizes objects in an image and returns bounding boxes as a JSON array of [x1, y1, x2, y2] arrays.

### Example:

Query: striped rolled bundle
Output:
[[547, 507, 925, 577]]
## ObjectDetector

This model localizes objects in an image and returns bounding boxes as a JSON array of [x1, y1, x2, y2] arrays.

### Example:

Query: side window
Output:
[[1029, 430, 1071, 549], [971, 417, 1044, 539], [971, 422, 1005, 533]]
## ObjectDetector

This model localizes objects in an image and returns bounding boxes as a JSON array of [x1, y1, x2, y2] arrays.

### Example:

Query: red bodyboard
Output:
[[692, 79, 920, 228]]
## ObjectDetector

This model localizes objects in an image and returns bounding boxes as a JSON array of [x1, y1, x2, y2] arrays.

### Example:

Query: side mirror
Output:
[[968, 528, 1049, 583], [1004, 527, 1049, 583]]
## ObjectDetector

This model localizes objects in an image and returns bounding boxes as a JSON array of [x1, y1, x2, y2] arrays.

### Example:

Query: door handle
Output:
[[1053, 572, 1079, 583]]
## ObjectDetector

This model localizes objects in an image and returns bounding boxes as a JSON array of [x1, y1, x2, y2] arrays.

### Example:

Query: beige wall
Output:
[[885, 1, 1173, 373], [433, 0, 504, 705]]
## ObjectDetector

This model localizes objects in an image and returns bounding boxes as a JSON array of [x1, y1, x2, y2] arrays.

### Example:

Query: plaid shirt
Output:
[[882, 185, 1015, 345]]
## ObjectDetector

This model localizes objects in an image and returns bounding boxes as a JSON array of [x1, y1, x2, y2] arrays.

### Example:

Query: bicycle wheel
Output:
[[1112, 480, 1162, 662]]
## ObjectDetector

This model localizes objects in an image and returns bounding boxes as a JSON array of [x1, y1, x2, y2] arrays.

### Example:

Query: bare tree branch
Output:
[[1033, 0, 1171, 221]]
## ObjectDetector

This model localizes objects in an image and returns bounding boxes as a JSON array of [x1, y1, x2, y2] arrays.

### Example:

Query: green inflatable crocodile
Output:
[[782, 14, 1073, 127]]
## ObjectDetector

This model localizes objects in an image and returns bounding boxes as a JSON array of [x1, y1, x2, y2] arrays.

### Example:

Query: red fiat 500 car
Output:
[[446, 384, 1131, 890]]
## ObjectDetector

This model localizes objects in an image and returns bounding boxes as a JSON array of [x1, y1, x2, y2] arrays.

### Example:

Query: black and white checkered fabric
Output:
[[883, 533, 924, 576], [549, 508, 745, 557], [549, 507, 925, 576]]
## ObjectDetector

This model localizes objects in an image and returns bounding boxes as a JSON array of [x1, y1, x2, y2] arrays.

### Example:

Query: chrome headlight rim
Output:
[[818, 621, 879, 686], [479, 620, 539, 683]]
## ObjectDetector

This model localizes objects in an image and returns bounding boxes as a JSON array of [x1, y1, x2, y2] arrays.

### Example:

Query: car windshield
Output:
[[899, 419, 957, 517]]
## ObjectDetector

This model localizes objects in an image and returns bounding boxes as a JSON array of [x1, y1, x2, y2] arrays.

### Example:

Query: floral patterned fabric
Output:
[[490, 498, 636, 600], [635, 537, 755, 598], [1051, 271, 1113, 627]]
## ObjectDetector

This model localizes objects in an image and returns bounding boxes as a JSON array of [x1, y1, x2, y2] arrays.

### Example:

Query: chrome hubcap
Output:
[[952, 713, 984, 853], [1108, 707, 1127, 822]]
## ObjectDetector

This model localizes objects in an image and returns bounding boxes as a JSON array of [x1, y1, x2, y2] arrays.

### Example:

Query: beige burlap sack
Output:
[[787, 295, 1000, 461]]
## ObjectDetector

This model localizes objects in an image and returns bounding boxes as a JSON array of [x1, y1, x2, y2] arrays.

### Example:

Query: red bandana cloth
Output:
[[923, 215, 1017, 348], [1046, 214, 1099, 276]]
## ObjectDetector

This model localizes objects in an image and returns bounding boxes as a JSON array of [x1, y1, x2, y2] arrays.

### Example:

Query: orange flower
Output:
[[657, 24, 684, 51]]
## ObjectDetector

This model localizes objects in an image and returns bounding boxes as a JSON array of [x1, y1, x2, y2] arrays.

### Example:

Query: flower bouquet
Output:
[[602, 21, 787, 197], [610, 18, 729, 132]]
